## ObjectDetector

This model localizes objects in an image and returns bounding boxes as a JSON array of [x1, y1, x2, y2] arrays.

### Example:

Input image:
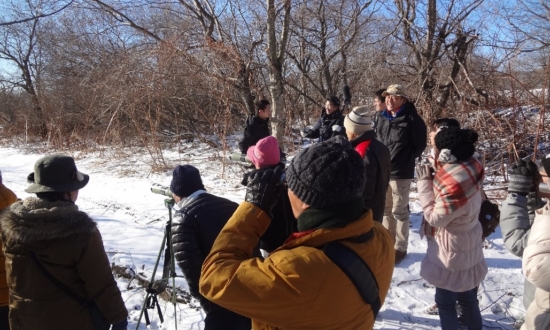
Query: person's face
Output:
[[540, 170, 550, 199], [172, 193, 182, 203], [374, 97, 386, 112], [258, 105, 271, 119], [429, 128, 438, 146], [325, 101, 338, 115], [346, 130, 356, 141], [68, 190, 79, 202], [385, 95, 406, 113], [288, 189, 309, 218]]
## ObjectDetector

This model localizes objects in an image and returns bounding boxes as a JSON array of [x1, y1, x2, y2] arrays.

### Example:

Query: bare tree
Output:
[[391, 0, 483, 118], [266, 0, 291, 150], [0, 1, 47, 136], [286, 0, 376, 118]]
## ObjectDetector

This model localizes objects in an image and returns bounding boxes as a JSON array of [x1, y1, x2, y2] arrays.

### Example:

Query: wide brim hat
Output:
[[382, 84, 409, 100], [25, 154, 89, 193]]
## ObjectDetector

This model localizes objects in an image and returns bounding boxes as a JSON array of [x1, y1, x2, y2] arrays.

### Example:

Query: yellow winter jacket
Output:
[[200, 202, 394, 330], [0, 183, 17, 307]]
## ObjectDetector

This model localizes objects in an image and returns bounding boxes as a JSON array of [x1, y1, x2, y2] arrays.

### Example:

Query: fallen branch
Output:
[[111, 263, 199, 309]]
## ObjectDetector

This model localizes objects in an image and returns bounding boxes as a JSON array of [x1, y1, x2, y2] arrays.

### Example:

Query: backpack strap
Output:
[[29, 251, 88, 306], [322, 230, 381, 319]]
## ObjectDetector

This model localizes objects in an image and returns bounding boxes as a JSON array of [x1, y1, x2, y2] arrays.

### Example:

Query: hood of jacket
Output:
[[0, 197, 97, 248]]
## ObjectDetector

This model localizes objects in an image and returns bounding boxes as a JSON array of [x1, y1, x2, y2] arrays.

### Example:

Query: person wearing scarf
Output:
[[200, 136, 394, 329], [416, 128, 488, 330]]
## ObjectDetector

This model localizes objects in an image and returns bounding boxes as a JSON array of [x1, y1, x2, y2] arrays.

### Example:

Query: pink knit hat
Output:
[[247, 136, 280, 168]]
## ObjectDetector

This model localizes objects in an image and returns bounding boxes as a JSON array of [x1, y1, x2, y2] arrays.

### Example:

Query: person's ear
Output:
[[301, 203, 310, 211]]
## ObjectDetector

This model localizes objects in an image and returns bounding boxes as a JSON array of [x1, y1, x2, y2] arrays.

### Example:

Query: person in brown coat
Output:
[[0, 169, 17, 329], [0, 155, 128, 330]]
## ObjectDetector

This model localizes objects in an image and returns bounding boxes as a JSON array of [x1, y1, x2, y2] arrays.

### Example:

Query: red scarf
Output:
[[284, 229, 316, 244], [354, 140, 372, 158]]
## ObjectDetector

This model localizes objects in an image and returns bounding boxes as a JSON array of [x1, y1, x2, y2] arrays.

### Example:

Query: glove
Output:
[[508, 159, 541, 196], [245, 165, 284, 214], [111, 319, 128, 330], [415, 164, 434, 181], [332, 125, 342, 133]]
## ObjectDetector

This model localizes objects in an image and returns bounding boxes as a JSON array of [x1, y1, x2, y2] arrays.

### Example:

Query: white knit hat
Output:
[[343, 106, 373, 135]]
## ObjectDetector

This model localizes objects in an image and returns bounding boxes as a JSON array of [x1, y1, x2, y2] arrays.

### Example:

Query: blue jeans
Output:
[[435, 287, 482, 330]]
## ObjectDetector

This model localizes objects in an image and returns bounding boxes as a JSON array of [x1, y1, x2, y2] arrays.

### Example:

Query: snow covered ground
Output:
[[0, 140, 526, 330]]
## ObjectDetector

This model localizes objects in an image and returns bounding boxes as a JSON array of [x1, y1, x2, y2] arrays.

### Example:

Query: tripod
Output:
[[135, 198, 178, 330]]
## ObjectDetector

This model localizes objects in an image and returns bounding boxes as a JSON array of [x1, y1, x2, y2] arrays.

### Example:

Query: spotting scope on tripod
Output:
[[135, 184, 178, 330]]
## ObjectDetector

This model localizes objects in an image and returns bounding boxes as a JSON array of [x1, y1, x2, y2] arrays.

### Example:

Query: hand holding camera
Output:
[[245, 165, 284, 214], [301, 126, 313, 138], [416, 164, 434, 181]]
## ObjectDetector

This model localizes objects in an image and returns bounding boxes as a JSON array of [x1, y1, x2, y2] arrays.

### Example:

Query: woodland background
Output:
[[0, 0, 549, 174]]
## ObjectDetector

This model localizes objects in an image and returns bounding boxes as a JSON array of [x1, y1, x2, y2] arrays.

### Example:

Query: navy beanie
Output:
[[170, 165, 205, 198], [286, 135, 365, 209]]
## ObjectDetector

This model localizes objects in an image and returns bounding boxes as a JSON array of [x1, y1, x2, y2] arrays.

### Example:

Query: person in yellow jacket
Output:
[[0, 169, 17, 329], [200, 136, 395, 329]]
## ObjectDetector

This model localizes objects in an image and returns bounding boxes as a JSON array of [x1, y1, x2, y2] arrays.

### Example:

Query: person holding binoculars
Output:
[[501, 155, 550, 330], [199, 136, 394, 329]]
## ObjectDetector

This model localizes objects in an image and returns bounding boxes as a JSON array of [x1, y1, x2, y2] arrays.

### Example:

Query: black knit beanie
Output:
[[286, 135, 365, 209], [435, 127, 478, 161], [170, 165, 205, 198]]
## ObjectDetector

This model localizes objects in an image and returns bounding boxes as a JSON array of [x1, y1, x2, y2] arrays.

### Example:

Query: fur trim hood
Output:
[[0, 197, 97, 247]]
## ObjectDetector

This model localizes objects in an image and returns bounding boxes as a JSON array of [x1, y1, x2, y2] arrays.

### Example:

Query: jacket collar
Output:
[[0, 197, 96, 247], [350, 130, 376, 147], [176, 189, 207, 209], [275, 210, 374, 251]]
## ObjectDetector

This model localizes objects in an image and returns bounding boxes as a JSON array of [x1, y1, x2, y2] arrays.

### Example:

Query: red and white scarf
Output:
[[433, 154, 484, 215]]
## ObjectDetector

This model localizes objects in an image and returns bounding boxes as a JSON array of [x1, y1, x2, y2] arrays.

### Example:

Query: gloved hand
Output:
[[332, 125, 343, 133], [415, 164, 434, 181], [245, 165, 284, 214], [508, 159, 541, 196], [111, 319, 128, 330], [301, 126, 314, 138]]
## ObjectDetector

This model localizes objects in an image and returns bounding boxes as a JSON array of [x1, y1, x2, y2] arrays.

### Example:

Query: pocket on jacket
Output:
[[390, 123, 408, 142]]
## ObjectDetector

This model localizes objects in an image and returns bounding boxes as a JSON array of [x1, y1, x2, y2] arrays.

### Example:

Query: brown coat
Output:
[[0, 197, 128, 330], [0, 183, 17, 307]]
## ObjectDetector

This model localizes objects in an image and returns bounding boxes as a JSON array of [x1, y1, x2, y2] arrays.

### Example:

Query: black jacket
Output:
[[171, 192, 251, 327], [304, 110, 345, 142], [350, 130, 391, 222], [375, 103, 427, 179], [242, 165, 297, 252], [238, 115, 270, 154]]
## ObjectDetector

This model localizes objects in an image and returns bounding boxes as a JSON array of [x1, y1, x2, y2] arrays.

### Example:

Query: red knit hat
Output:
[[247, 136, 280, 168]]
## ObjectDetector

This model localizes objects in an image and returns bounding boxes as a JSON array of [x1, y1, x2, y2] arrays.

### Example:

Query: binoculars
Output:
[[151, 183, 173, 197]]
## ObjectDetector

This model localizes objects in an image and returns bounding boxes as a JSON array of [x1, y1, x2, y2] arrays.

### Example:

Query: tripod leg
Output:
[[135, 231, 168, 330], [168, 207, 178, 330]]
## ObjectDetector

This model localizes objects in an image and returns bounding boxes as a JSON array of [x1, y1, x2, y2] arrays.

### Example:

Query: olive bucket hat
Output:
[[25, 154, 89, 193]]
